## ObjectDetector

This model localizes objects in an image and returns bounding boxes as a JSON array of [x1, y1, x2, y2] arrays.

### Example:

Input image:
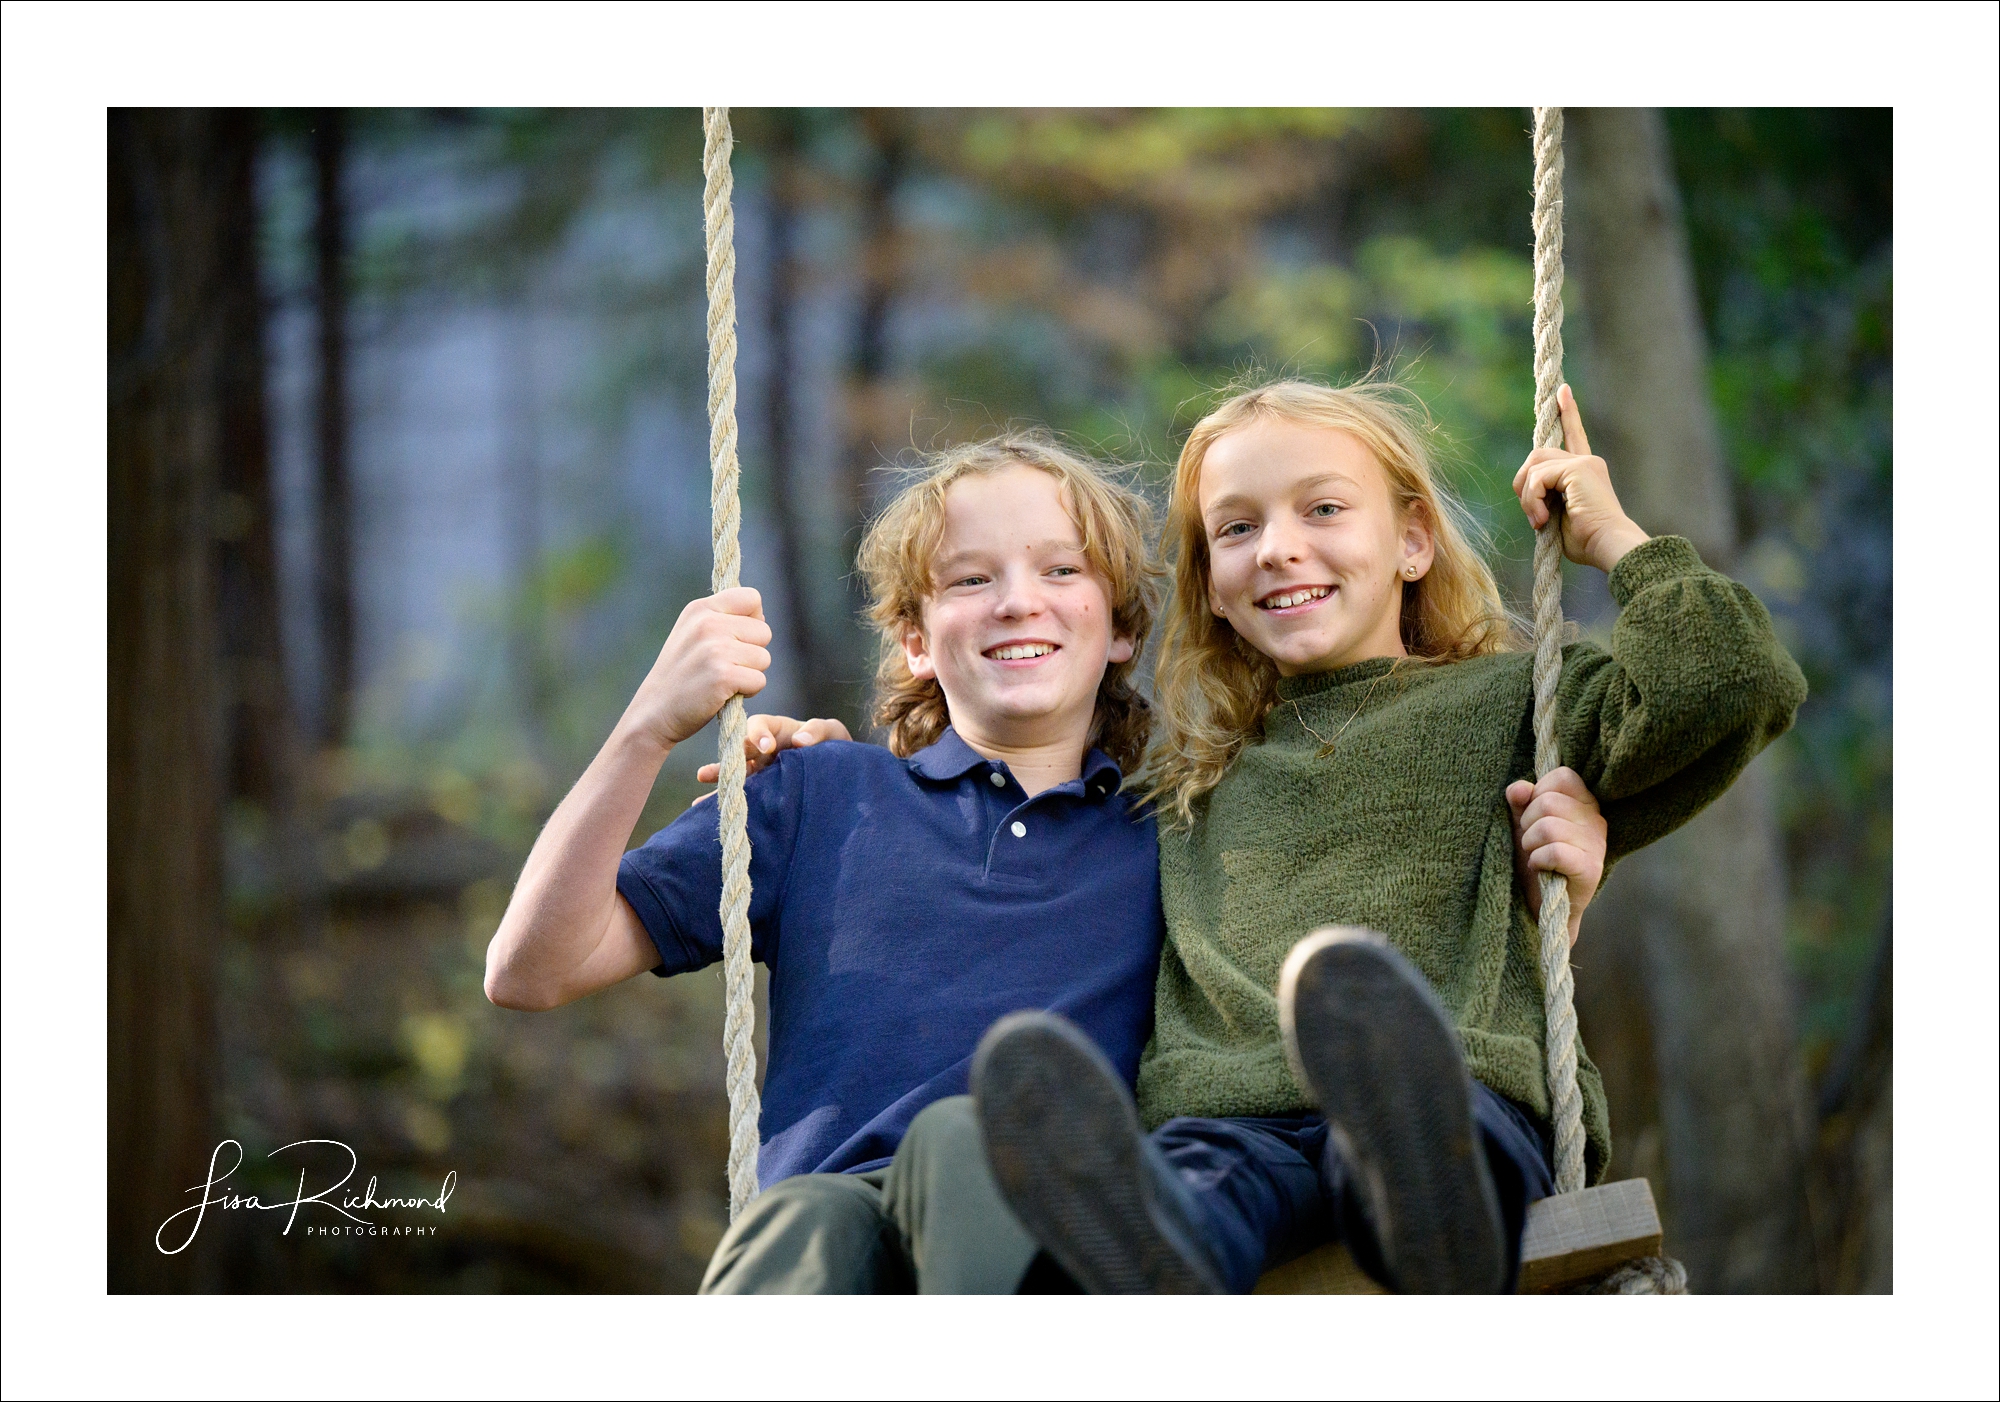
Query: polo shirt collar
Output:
[[1078, 746, 1124, 796], [906, 727, 990, 781], [907, 727, 1125, 796]]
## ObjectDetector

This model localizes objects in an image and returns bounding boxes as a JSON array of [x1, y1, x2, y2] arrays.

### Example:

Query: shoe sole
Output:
[[973, 1012, 1220, 1294], [1279, 928, 1506, 1293]]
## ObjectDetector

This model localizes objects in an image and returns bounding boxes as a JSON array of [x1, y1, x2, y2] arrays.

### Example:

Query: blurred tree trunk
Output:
[[836, 109, 907, 732], [761, 111, 840, 720], [1810, 914, 1893, 1291], [1565, 107, 1818, 1293], [219, 116, 299, 819], [108, 108, 251, 1290], [313, 110, 355, 750]]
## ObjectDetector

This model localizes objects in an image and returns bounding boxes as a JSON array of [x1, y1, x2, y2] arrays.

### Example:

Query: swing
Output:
[[699, 107, 762, 1225], [1258, 108, 1686, 1296], [697, 106, 1686, 1293]]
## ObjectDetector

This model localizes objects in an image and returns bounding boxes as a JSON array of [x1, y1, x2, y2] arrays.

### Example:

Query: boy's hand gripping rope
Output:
[[1527, 106, 1587, 1201], [702, 107, 762, 1221]]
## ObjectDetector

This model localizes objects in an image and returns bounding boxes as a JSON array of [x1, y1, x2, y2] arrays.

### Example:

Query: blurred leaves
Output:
[[403, 1011, 471, 1099], [1666, 109, 1892, 1066], [532, 534, 625, 616], [956, 107, 1365, 205]]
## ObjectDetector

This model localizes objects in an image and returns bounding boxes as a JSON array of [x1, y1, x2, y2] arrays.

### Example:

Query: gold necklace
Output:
[[1288, 664, 1395, 760]]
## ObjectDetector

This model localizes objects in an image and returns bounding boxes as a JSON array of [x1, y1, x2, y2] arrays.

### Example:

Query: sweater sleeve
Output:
[[1553, 535, 1807, 863]]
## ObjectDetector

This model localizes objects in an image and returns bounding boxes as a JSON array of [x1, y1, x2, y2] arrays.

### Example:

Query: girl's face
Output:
[[904, 465, 1134, 749], [1198, 418, 1433, 677]]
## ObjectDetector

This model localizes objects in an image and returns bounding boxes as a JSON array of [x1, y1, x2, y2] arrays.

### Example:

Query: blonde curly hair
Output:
[[856, 432, 1164, 773], [1140, 379, 1523, 826]]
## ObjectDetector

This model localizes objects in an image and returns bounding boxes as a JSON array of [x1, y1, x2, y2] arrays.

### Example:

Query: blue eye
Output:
[[1218, 522, 1253, 539], [1310, 502, 1340, 518]]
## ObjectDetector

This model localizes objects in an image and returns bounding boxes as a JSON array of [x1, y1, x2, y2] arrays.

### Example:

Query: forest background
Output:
[[108, 106, 1891, 1294]]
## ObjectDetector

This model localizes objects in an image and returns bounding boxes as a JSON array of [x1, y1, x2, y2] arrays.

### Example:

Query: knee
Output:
[[899, 1096, 984, 1169], [699, 1175, 885, 1294], [746, 1173, 873, 1217], [885, 1096, 993, 1211]]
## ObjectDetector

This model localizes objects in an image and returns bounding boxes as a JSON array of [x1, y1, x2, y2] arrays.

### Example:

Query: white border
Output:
[[4, 2, 1995, 1398]]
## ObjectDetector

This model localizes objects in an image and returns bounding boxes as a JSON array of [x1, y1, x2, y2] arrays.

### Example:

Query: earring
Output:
[[1405, 565, 1417, 578]]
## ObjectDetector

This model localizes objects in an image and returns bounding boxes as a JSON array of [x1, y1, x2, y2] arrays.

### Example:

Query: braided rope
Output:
[[1528, 106, 1587, 1200], [1529, 107, 1685, 1292], [702, 106, 762, 1221]]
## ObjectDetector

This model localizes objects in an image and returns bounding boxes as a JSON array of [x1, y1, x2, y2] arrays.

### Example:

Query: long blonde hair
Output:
[[1141, 379, 1522, 825], [855, 432, 1165, 773]]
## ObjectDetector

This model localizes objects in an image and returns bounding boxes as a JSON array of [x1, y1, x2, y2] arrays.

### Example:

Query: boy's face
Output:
[[1198, 418, 1433, 676], [904, 465, 1133, 752]]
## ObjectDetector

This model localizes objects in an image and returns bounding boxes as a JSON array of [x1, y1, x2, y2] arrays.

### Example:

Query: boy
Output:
[[485, 432, 1608, 1292]]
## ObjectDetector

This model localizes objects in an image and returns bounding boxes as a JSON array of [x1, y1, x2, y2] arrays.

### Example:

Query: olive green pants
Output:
[[699, 1096, 1042, 1294]]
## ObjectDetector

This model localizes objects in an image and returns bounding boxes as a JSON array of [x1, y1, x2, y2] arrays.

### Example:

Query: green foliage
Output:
[[958, 107, 1369, 209], [532, 534, 625, 616], [1665, 109, 1892, 1068]]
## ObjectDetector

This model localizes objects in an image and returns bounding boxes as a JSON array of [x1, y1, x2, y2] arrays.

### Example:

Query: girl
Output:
[[973, 378, 1806, 1293]]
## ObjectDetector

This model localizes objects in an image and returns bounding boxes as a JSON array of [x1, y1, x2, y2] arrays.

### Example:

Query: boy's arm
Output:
[[484, 588, 772, 1010], [1514, 386, 1805, 863]]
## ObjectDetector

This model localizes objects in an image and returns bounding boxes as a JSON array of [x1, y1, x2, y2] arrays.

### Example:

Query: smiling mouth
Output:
[[984, 642, 1059, 661], [1256, 585, 1333, 612]]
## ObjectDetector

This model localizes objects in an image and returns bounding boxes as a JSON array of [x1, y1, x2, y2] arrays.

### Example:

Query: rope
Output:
[[702, 106, 762, 1221], [1587, 1255, 1690, 1295], [1529, 106, 1686, 1293], [1528, 105, 1587, 1200]]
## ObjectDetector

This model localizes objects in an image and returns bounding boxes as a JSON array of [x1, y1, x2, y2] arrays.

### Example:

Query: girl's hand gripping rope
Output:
[[1506, 766, 1606, 948], [1511, 384, 1652, 575]]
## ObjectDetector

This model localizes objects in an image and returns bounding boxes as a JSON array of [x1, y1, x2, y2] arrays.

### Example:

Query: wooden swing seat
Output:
[[1254, 1176, 1664, 1294]]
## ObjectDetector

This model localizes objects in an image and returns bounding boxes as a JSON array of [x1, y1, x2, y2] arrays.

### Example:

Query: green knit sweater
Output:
[[1135, 536, 1807, 1182]]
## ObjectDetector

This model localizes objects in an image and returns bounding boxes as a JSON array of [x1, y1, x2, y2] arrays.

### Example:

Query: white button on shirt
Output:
[[990, 772, 1006, 787], [1011, 821, 1027, 838]]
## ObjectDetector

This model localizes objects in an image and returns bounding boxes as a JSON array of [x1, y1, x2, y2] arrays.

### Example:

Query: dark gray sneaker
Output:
[[972, 1011, 1225, 1294], [1278, 927, 1508, 1294]]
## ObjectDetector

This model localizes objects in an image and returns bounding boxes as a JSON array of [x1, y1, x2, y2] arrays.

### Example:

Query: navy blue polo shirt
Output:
[[616, 727, 1163, 1188]]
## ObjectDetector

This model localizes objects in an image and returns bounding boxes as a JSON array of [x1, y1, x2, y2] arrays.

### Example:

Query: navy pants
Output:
[[1154, 1083, 1555, 1293]]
